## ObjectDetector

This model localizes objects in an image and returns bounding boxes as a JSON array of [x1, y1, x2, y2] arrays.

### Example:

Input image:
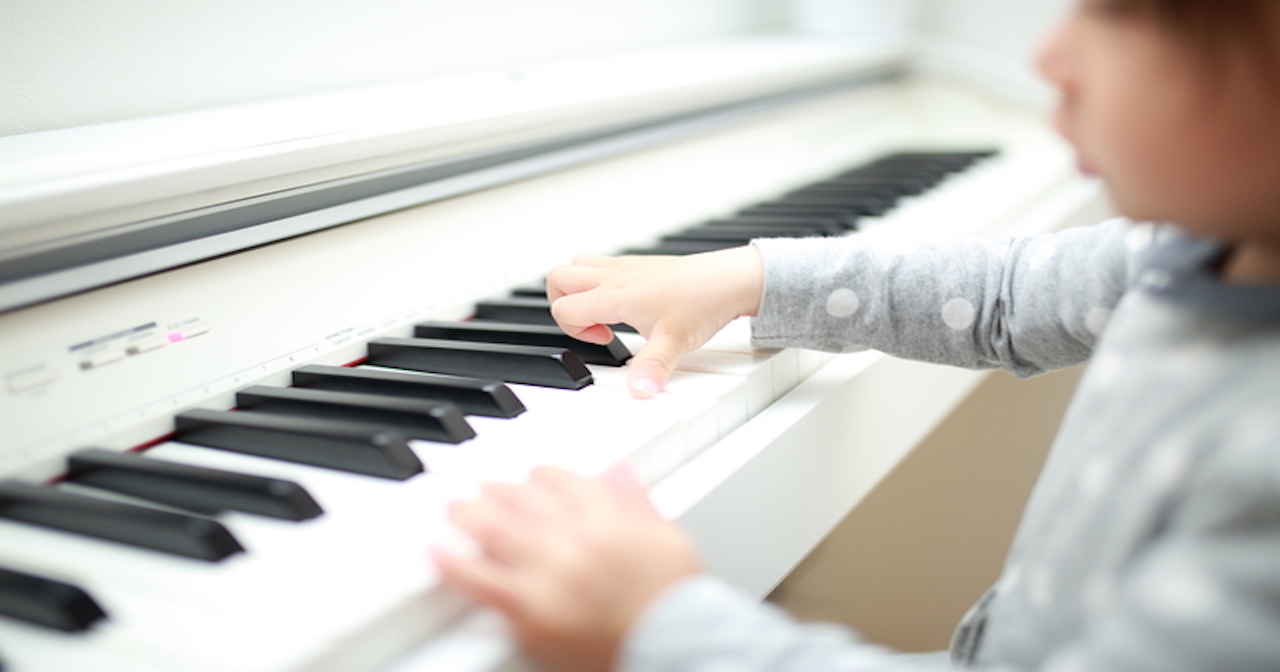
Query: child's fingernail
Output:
[[632, 377, 661, 398]]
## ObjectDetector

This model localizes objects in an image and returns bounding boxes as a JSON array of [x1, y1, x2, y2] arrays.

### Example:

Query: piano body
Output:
[[0, 29, 1104, 672]]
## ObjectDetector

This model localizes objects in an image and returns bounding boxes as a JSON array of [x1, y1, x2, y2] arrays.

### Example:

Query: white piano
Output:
[[0, 34, 1103, 672]]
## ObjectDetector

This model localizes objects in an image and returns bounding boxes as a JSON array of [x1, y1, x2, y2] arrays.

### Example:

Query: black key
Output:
[[236, 387, 475, 444], [663, 225, 829, 243], [788, 185, 901, 200], [704, 216, 847, 234], [873, 151, 984, 168], [175, 409, 423, 480], [840, 167, 949, 185], [293, 365, 525, 418], [0, 566, 107, 632], [368, 337, 592, 390], [773, 194, 897, 213], [509, 284, 548, 298], [0, 480, 243, 562], [844, 161, 952, 175], [737, 205, 861, 227], [415, 321, 631, 367], [472, 297, 637, 335], [67, 448, 322, 521], [620, 240, 742, 255], [808, 177, 931, 196], [473, 298, 558, 326]]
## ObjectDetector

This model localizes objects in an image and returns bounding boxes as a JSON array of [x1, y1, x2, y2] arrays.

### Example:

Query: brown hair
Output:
[[1144, 0, 1276, 65]]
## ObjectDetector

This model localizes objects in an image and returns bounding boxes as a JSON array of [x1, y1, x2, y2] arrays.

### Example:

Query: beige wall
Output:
[[768, 365, 1083, 652]]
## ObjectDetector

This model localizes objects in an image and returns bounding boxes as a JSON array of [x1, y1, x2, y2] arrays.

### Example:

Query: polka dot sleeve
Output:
[[750, 219, 1142, 377]]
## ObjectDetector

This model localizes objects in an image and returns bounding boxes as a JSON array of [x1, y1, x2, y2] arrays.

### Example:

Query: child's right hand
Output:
[[546, 245, 764, 398]]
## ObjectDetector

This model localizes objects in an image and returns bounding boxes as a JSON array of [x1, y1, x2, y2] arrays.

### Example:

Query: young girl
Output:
[[433, 1, 1280, 670]]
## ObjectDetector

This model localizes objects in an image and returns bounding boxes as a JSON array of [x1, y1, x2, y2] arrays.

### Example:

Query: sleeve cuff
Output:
[[618, 574, 891, 672]]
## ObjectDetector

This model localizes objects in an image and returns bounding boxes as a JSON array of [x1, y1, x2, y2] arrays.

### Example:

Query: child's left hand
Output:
[[433, 466, 702, 672]]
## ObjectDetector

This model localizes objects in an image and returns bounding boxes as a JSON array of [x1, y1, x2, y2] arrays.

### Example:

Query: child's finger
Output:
[[432, 547, 520, 615], [625, 324, 692, 398], [482, 481, 558, 522], [545, 263, 603, 302], [448, 499, 539, 563], [599, 463, 659, 517], [530, 466, 596, 511], [550, 291, 625, 344], [570, 253, 621, 267]]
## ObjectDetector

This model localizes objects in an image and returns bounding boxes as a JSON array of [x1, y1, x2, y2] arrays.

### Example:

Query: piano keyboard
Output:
[[0, 77, 1098, 671]]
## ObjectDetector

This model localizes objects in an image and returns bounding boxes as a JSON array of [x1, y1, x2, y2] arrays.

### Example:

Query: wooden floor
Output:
[[768, 365, 1084, 652]]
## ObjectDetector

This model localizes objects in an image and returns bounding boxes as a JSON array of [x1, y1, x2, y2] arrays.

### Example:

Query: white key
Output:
[[0, 445, 479, 671], [416, 366, 746, 486]]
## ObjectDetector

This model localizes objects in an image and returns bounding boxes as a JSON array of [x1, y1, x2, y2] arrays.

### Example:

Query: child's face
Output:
[[1038, 1, 1280, 244]]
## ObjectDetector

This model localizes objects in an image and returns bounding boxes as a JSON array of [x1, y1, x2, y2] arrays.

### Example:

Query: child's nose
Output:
[[1036, 17, 1075, 89]]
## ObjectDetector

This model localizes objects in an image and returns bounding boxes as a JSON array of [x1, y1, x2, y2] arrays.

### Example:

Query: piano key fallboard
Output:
[[0, 77, 1100, 671]]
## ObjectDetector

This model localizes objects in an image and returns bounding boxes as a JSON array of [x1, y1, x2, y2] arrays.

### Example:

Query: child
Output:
[[432, 1, 1280, 670]]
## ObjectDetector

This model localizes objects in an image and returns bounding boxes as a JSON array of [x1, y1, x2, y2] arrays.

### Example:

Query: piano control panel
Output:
[[0, 78, 1103, 672]]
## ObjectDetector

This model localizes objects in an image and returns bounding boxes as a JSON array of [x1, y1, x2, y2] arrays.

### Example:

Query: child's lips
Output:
[[1076, 154, 1098, 177], [1050, 105, 1096, 177]]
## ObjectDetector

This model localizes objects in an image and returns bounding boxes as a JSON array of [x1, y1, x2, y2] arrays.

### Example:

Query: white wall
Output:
[[0, 0, 1075, 138], [915, 0, 1076, 106], [0, 0, 786, 137]]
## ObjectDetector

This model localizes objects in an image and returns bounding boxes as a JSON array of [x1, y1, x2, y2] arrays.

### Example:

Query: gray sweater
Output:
[[620, 219, 1280, 672]]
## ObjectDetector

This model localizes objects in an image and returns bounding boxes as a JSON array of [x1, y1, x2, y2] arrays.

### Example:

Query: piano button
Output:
[[235, 386, 475, 445], [471, 297, 558, 326], [292, 364, 525, 418], [0, 481, 243, 562], [174, 409, 424, 480], [0, 566, 107, 632], [367, 337, 592, 390], [4, 365, 58, 394], [177, 321, 212, 337], [126, 335, 168, 355], [414, 320, 632, 367], [66, 448, 323, 521], [80, 349, 126, 371]]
